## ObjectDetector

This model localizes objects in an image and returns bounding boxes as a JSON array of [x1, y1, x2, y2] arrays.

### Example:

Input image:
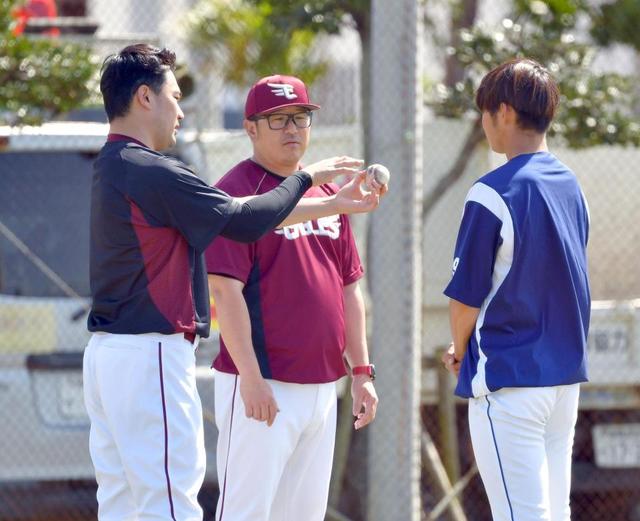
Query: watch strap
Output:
[[351, 364, 375, 380]]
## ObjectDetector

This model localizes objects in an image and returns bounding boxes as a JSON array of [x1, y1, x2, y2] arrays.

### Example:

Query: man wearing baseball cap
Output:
[[206, 75, 380, 520]]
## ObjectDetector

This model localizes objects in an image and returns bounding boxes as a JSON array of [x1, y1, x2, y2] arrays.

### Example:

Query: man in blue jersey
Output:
[[442, 58, 590, 521]]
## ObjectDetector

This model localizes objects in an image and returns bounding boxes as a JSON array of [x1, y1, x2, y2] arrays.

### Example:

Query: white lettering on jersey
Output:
[[451, 257, 460, 275], [268, 82, 298, 100], [275, 215, 341, 240]]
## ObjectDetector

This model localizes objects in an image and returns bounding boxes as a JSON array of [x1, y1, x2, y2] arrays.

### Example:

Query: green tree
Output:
[[185, 0, 640, 219], [0, 0, 97, 125], [185, 0, 369, 85], [185, 0, 373, 156], [186, 0, 325, 86], [425, 0, 640, 218], [590, 0, 640, 50]]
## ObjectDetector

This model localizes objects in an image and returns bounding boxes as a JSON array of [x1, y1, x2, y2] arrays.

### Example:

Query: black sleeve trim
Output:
[[219, 171, 312, 243]]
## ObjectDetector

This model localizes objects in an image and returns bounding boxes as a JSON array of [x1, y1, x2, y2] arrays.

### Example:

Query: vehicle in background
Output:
[[0, 123, 220, 517], [572, 299, 640, 520]]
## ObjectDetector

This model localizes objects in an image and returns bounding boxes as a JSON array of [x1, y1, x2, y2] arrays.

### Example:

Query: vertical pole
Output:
[[367, 1, 424, 520]]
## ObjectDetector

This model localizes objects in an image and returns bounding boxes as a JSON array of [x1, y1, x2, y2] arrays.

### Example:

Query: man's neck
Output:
[[250, 154, 298, 177], [109, 118, 154, 150], [504, 133, 547, 160]]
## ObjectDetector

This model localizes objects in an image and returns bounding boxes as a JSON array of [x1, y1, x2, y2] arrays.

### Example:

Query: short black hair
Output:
[[475, 58, 559, 133], [100, 44, 176, 121]]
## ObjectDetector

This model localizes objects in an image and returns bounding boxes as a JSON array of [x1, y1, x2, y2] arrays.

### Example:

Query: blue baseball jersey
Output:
[[444, 151, 591, 398]]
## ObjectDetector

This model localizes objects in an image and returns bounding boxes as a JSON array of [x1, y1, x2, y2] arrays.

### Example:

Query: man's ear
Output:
[[135, 85, 153, 109], [244, 119, 258, 141], [499, 102, 517, 124]]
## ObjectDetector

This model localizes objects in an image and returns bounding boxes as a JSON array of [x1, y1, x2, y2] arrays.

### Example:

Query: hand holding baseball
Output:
[[334, 171, 381, 214], [302, 156, 365, 186], [363, 163, 391, 195]]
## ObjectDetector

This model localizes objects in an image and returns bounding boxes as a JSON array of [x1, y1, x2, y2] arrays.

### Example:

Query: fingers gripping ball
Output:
[[365, 164, 390, 191]]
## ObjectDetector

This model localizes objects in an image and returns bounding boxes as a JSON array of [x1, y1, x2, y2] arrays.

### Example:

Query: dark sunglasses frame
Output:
[[251, 111, 313, 130]]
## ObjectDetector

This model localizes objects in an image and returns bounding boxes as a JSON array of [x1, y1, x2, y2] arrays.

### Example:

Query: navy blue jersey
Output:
[[88, 137, 239, 338], [444, 152, 591, 398]]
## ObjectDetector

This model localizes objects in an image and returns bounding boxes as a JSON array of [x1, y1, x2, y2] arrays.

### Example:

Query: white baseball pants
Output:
[[213, 370, 337, 521], [469, 384, 580, 521], [83, 332, 206, 521]]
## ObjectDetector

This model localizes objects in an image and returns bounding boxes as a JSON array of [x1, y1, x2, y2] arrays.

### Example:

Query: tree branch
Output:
[[422, 116, 484, 222], [445, 0, 479, 87]]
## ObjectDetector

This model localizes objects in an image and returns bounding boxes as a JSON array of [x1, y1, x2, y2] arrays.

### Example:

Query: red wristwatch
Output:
[[351, 364, 376, 380]]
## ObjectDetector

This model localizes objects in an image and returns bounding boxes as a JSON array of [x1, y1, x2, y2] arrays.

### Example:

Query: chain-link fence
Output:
[[2, 0, 640, 520]]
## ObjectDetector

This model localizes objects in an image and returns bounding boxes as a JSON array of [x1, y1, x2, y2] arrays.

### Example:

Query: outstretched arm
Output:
[[221, 157, 386, 241], [279, 171, 384, 227]]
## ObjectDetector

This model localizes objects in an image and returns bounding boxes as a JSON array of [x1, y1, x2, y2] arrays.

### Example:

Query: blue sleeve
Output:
[[444, 201, 503, 307]]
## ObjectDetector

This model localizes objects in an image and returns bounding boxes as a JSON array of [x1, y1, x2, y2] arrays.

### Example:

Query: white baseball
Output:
[[365, 163, 390, 190]]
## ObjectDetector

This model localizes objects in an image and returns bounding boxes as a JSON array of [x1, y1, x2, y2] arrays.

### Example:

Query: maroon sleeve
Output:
[[340, 215, 364, 286], [205, 234, 255, 283], [318, 183, 364, 286]]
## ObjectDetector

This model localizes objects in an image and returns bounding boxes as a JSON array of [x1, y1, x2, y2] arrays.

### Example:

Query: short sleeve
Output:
[[124, 151, 240, 252], [340, 215, 364, 286], [205, 235, 254, 284], [444, 200, 503, 307]]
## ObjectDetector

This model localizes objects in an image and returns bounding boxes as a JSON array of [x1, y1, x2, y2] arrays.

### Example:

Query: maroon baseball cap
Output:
[[244, 75, 320, 119]]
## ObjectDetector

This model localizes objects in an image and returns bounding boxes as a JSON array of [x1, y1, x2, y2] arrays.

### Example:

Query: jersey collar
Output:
[[107, 133, 148, 148]]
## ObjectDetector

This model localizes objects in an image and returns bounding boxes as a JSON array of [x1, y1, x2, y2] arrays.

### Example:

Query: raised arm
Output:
[[279, 171, 383, 227], [219, 157, 385, 242]]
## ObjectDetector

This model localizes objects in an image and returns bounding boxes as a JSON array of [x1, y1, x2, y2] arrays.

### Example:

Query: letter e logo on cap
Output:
[[268, 83, 298, 100]]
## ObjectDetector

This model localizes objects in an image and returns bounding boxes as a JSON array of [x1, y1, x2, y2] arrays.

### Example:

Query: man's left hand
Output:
[[441, 343, 461, 377], [334, 171, 387, 215], [351, 376, 378, 430]]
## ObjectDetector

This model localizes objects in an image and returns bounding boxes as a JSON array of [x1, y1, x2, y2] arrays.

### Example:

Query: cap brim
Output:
[[253, 102, 321, 117]]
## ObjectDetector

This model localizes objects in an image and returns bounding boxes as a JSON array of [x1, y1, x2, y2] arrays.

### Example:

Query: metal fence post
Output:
[[367, 1, 424, 520]]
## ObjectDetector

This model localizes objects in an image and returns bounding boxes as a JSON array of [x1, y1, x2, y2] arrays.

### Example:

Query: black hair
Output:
[[476, 58, 560, 133], [99, 44, 176, 121]]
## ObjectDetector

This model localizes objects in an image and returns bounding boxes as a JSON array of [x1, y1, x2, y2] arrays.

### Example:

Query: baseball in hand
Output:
[[365, 164, 390, 191]]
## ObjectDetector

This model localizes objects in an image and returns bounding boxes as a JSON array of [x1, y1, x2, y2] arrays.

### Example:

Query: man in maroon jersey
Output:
[[85, 45, 382, 521], [206, 75, 379, 521]]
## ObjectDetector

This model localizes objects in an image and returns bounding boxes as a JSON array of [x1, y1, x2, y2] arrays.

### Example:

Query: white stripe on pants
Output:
[[83, 333, 206, 521], [214, 369, 337, 521], [469, 384, 580, 521]]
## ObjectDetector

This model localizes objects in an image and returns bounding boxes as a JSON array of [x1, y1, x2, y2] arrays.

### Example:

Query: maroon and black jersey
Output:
[[206, 159, 364, 384], [88, 136, 239, 338]]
